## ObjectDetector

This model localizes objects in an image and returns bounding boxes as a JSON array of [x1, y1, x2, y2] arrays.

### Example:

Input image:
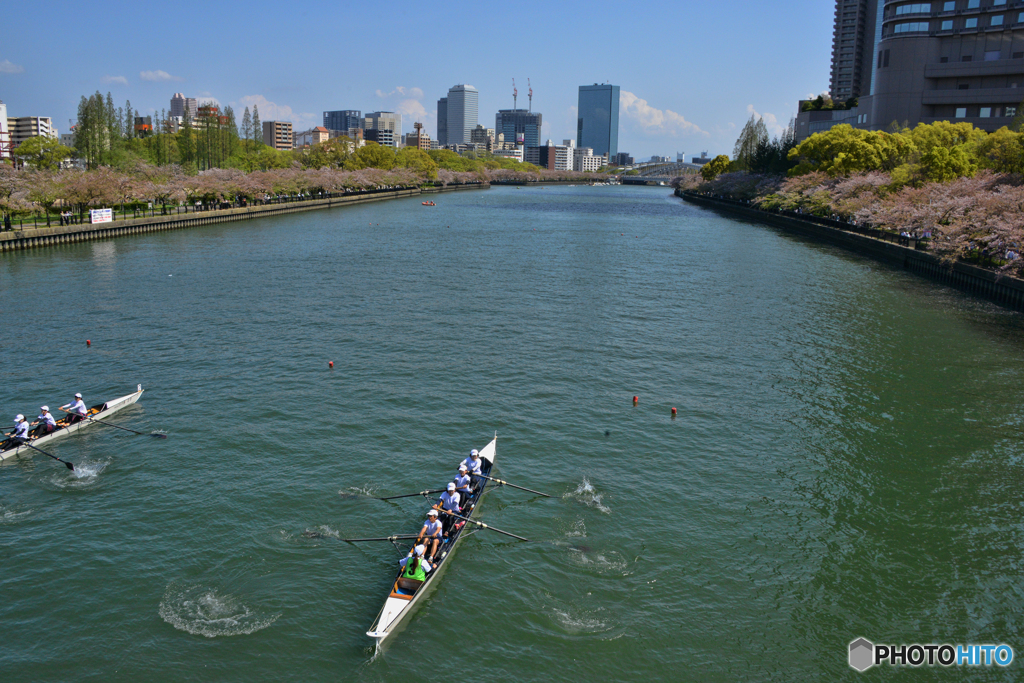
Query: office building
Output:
[[445, 85, 478, 145], [7, 116, 57, 147], [612, 152, 634, 166], [363, 111, 402, 148], [262, 120, 293, 150], [526, 139, 573, 170], [493, 148, 523, 162], [470, 124, 496, 151], [495, 109, 542, 149], [829, 0, 879, 103], [573, 145, 607, 172], [134, 116, 153, 137], [323, 110, 362, 133], [406, 122, 431, 150], [577, 84, 619, 159], [294, 127, 331, 147], [170, 93, 198, 120], [436, 97, 448, 146]]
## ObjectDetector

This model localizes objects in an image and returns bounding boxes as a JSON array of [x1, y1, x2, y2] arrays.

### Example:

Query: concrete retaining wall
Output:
[[680, 192, 1024, 312], [0, 183, 488, 253]]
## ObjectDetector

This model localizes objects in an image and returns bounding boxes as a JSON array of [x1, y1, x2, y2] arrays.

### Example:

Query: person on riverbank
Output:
[[60, 393, 87, 423], [31, 406, 56, 434]]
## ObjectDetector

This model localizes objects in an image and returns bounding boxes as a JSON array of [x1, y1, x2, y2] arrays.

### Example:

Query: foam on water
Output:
[[158, 583, 280, 638], [566, 546, 631, 575], [43, 459, 108, 489], [549, 606, 611, 635], [564, 478, 611, 514], [301, 524, 340, 539], [0, 504, 32, 524]]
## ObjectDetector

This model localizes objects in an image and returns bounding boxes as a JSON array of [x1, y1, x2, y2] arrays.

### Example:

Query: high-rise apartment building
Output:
[[495, 109, 542, 149], [323, 110, 362, 133], [577, 84, 619, 159], [7, 116, 57, 147], [170, 93, 198, 120], [437, 97, 448, 146], [829, 0, 879, 103], [262, 121, 293, 150], [803, 0, 1024, 140], [445, 85, 479, 145], [363, 111, 402, 148]]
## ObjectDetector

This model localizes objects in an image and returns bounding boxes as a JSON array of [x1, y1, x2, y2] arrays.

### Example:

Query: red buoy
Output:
[[86, 340, 91, 346], [633, 396, 638, 405], [671, 407, 677, 415], [328, 361, 334, 368]]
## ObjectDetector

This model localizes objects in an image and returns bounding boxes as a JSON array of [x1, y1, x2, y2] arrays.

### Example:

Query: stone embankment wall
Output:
[[0, 183, 488, 253], [679, 191, 1024, 312]]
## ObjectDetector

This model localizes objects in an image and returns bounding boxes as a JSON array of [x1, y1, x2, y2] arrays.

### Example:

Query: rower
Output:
[[60, 393, 87, 424], [5, 415, 29, 444], [31, 406, 57, 435], [399, 543, 432, 579], [416, 509, 444, 562], [436, 483, 461, 533], [453, 464, 473, 508], [461, 448, 483, 490]]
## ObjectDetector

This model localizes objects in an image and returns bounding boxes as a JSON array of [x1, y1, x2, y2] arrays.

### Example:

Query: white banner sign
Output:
[[90, 208, 112, 224]]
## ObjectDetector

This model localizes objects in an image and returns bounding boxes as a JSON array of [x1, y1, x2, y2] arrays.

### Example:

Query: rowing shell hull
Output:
[[366, 434, 497, 646], [0, 385, 145, 462]]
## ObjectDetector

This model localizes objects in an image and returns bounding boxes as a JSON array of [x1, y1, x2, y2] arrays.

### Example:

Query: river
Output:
[[1, 184, 1021, 681]]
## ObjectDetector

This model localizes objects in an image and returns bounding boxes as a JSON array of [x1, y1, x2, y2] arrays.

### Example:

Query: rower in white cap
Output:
[[461, 448, 483, 491], [5, 415, 29, 444], [453, 464, 473, 506], [416, 509, 444, 562], [398, 542, 432, 581], [436, 482, 461, 533], [31, 406, 57, 434], [60, 393, 87, 424]]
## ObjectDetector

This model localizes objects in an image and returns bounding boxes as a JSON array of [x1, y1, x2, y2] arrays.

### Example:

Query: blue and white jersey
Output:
[[422, 519, 443, 538], [438, 491, 461, 512], [461, 456, 482, 475]]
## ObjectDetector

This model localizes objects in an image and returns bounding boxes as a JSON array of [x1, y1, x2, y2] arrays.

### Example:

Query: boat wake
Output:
[[566, 546, 631, 575], [564, 478, 611, 514], [338, 485, 379, 499], [0, 504, 32, 524], [44, 459, 109, 489], [158, 583, 280, 638], [549, 605, 613, 635], [301, 524, 340, 539]]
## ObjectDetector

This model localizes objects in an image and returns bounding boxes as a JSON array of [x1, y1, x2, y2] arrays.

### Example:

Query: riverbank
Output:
[[0, 183, 488, 253], [679, 189, 1024, 312]]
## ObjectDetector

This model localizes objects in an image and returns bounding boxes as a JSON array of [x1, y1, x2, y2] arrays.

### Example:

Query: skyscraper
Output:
[[323, 110, 362, 133], [577, 84, 619, 159], [170, 93, 197, 120], [829, 0, 878, 103], [363, 111, 402, 148], [445, 85, 478, 146], [437, 97, 448, 146], [495, 110, 542, 149]]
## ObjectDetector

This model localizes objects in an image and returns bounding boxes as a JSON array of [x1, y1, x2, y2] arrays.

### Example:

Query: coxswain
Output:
[[398, 543, 432, 581], [436, 482, 461, 533], [5, 415, 30, 444], [453, 464, 473, 507], [60, 393, 87, 424], [461, 448, 483, 490], [416, 509, 444, 562], [31, 406, 57, 435]]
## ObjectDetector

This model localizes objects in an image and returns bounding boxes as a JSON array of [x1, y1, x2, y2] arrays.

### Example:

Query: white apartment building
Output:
[[492, 148, 523, 163], [8, 116, 57, 147], [573, 146, 607, 172]]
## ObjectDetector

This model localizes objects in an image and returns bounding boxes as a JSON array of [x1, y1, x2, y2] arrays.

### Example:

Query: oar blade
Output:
[[150, 432, 168, 438], [65, 461, 75, 470]]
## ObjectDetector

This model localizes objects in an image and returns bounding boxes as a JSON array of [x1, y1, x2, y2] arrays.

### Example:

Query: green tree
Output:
[[350, 142, 396, 170], [733, 115, 769, 170], [13, 136, 73, 170], [395, 146, 438, 179], [974, 126, 1024, 173], [700, 155, 731, 181], [919, 145, 978, 182], [251, 105, 262, 147], [788, 124, 914, 176]]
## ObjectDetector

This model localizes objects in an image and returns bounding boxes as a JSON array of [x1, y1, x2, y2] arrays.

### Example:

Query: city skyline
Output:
[[0, 0, 834, 159]]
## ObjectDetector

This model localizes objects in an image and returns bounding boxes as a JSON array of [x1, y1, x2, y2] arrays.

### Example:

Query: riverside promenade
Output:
[[679, 190, 1024, 312], [0, 182, 488, 253]]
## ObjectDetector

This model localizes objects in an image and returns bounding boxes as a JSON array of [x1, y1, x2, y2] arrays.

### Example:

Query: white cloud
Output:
[[140, 70, 182, 82], [620, 91, 707, 137], [0, 59, 24, 74], [746, 104, 786, 138], [197, 92, 221, 107], [234, 95, 317, 129], [102, 75, 128, 85], [376, 86, 424, 99]]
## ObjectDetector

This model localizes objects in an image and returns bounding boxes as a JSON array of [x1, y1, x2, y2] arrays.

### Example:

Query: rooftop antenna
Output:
[[528, 78, 533, 113], [513, 78, 518, 110]]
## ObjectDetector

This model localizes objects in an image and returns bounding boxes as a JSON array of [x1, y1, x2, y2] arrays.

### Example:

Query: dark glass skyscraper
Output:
[[323, 110, 362, 132], [495, 109, 542, 149], [577, 84, 619, 159], [437, 97, 448, 146]]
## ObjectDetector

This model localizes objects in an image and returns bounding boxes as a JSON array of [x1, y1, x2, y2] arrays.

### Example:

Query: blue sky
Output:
[[0, 0, 834, 160]]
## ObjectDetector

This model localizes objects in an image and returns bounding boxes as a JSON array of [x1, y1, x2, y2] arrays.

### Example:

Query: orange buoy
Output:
[[328, 361, 334, 368], [633, 396, 638, 405], [671, 407, 677, 416], [86, 340, 91, 346]]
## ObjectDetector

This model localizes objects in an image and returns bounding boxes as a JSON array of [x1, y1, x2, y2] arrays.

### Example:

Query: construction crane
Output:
[[528, 79, 533, 112], [513, 78, 518, 110]]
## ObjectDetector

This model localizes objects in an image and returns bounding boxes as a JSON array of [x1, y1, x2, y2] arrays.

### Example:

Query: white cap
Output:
[[427, 509, 439, 517], [74, 393, 82, 398], [447, 482, 456, 491], [40, 406, 49, 412], [470, 449, 479, 458], [14, 414, 24, 422], [458, 464, 468, 472], [413, 544, 425, 556]]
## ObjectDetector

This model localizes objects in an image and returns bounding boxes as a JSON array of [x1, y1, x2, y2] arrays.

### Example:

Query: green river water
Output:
[[1, 184, 1021, 681]]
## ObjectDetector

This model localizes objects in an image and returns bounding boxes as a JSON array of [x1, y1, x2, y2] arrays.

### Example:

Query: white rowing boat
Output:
[[0, 385, 145, 462], [366, 434, 497, 646]]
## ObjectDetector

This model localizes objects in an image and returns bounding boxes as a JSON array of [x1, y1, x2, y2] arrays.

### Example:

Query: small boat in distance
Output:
[[421, 201, 436, 206], [0, 385, 145, 462], [367, 434, 497, 646]]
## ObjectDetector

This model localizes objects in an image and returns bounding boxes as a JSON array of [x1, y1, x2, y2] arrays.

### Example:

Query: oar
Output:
[[14, 440, 75, 470], [378, 488, 447, 501], [62, 408, 167, 438], [473, 472, 551, 497], [338, 535, 421, 543], [434, 506, 529, 542]]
